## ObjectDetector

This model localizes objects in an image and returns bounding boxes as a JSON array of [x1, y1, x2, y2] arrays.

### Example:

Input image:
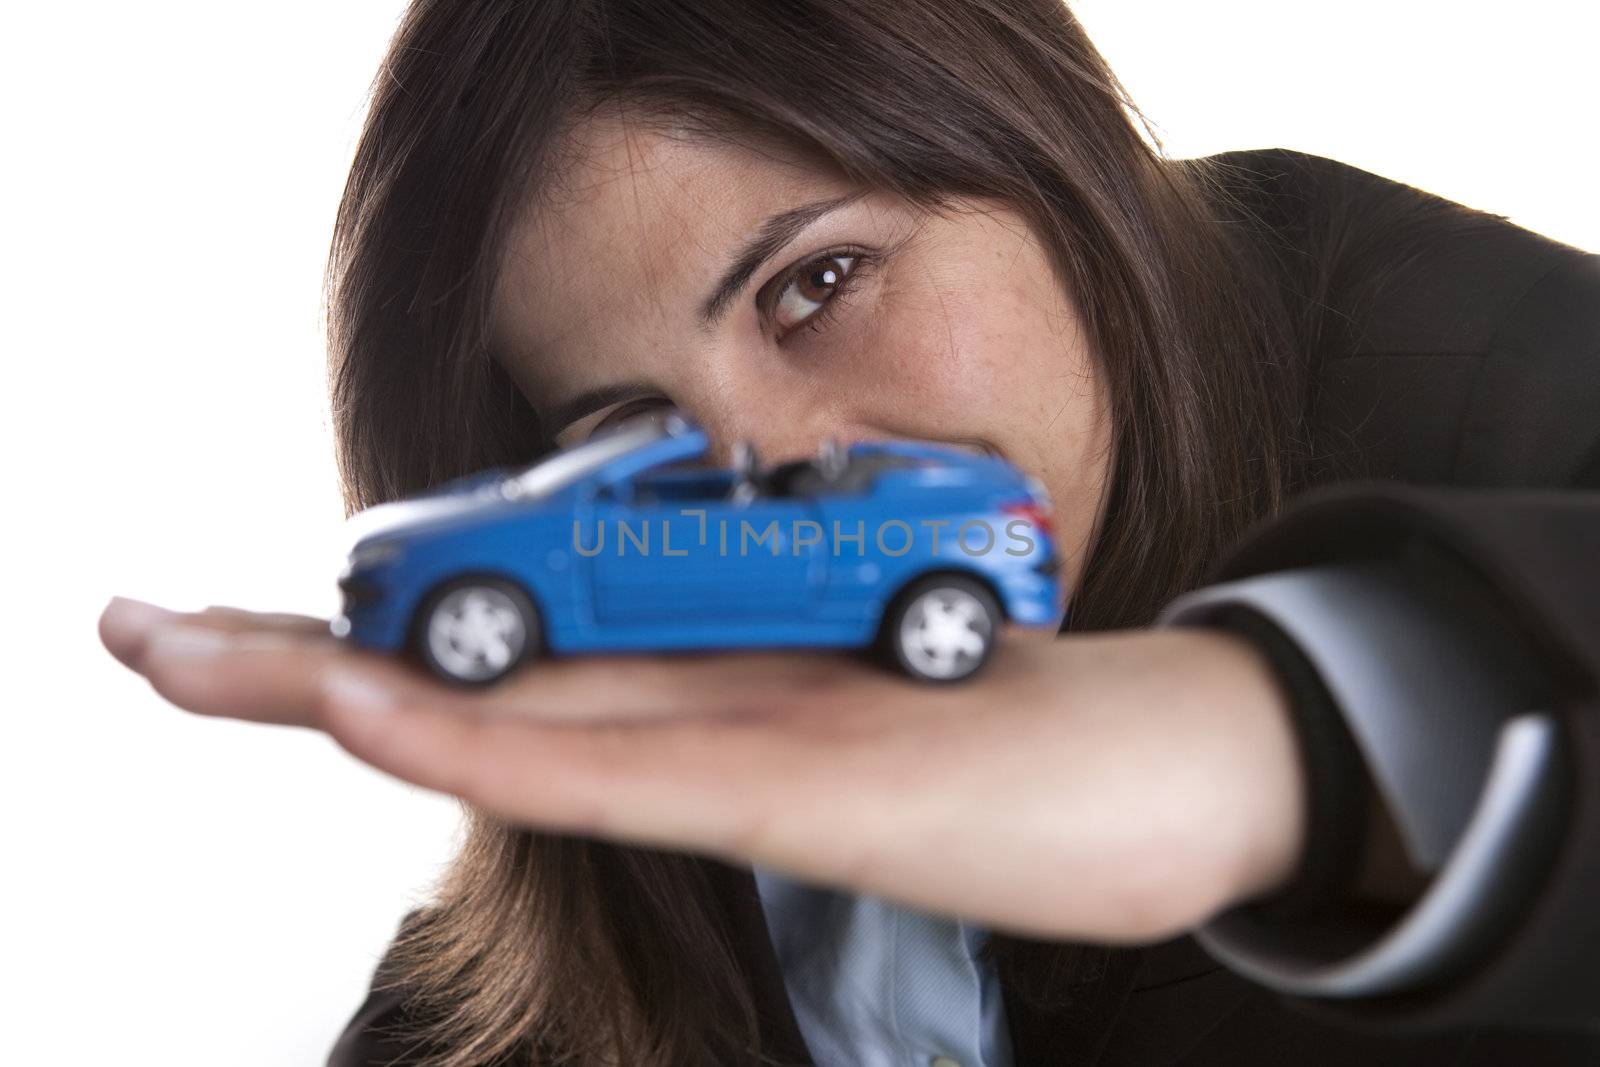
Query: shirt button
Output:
[[929, 1058, 963, 1067]]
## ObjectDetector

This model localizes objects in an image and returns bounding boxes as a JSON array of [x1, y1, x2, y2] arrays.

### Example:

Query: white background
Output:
[[5, 2, 1595, 1063]]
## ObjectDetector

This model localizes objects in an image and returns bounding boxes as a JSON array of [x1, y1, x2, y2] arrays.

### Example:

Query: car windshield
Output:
[[763, 451, 924, 497], [506, 417, 677, 498]]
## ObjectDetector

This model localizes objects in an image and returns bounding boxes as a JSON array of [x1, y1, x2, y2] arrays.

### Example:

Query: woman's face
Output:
[[490, 110, 1113, 594]]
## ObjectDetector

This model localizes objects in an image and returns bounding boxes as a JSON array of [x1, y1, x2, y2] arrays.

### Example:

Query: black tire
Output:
[[410, 576, 540, 686], [878, 573, 1000, 683]]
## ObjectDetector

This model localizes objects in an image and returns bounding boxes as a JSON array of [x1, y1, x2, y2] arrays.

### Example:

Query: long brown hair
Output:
[[326, 1, 1309, 1063]]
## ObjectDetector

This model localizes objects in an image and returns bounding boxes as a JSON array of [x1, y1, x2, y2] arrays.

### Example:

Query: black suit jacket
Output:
[[330, 149, 1600, 1065]]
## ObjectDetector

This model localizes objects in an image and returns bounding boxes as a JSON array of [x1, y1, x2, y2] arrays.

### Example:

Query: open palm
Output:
[[98, 596, 1304, 943]]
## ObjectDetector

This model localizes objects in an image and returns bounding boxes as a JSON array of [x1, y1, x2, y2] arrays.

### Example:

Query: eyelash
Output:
[[760, 246, 873, 342], [577, 247, 875, 440]]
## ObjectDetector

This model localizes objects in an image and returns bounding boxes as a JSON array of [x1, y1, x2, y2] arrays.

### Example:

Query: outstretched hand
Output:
[[98, 596, 1304, 943]]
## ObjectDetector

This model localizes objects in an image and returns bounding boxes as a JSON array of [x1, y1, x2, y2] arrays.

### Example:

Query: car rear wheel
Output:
[[412, 577, 539, 686], [880, 574, 999, 683]]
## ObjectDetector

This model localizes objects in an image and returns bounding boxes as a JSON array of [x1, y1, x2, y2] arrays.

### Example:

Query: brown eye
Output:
[[772, 254, 858, 335]]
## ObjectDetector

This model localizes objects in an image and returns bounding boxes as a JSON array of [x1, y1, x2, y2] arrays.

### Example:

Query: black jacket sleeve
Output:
[[1168, 477, 1600, 1030], [1146, 200, 1600, 1029]]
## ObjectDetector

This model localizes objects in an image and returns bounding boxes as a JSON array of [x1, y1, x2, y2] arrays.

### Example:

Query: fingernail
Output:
[[101, 596, 181, 640], [145, 625, 232, 661]]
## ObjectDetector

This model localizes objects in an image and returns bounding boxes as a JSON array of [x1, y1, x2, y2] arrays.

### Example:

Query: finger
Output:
[[316, 665, 850, 872], [99, 596, 332, 672], [98, 597, 184, 669], [192, 604, 333, 636], [136, 625, 454, 728]]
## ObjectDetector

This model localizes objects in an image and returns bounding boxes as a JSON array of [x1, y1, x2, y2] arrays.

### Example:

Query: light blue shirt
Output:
[[753, 865, 1014, 1067]]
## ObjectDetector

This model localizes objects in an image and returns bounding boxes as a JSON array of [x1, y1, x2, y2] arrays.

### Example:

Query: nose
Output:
[[666, 344, 867, 468]]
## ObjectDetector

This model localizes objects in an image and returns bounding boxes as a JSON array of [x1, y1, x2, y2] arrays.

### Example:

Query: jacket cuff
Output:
[[1155, 558, 1563, 999]]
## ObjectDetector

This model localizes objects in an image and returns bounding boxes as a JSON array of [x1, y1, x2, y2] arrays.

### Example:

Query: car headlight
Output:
[[348, 540, 404, 570]]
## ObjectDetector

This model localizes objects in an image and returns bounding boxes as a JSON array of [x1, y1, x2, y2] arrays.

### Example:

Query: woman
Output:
[[96, 1, 1600, 1064]]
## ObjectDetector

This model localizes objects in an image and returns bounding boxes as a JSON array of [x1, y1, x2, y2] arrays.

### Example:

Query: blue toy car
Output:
[[332, 411, 1062, 684]]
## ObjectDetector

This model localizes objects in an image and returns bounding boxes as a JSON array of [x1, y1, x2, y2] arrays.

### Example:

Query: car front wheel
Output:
[[412, 577, 539, 686], [881, 574, 999, 683]]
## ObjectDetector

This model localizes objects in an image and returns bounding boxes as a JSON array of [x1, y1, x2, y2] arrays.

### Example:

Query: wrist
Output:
[[1065, 627, 1308, 938], [1168, 627, 1309, 913]]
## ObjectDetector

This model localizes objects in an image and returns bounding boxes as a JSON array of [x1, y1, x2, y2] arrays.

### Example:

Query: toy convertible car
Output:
[[332, 411, 1062, 684]]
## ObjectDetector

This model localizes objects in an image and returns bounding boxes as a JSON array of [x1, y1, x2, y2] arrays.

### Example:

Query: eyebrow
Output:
[[546, 193, 864, 433], [545, 381, 657, 435], [698, 192, 864, 325]]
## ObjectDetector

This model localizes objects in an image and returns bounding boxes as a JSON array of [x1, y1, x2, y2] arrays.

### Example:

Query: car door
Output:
[[585, 475, 825, 626]]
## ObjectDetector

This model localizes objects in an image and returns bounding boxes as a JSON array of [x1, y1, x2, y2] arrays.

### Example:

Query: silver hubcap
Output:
[[898, 586, 992, 679], [427, 586, 528, 682]]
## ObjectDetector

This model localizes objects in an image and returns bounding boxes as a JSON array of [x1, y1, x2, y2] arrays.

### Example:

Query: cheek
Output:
[[846, 257, 1088, 432]]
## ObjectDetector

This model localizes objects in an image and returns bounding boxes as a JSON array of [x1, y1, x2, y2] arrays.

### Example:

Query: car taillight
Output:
[[1001, 499, 1053, 539]]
